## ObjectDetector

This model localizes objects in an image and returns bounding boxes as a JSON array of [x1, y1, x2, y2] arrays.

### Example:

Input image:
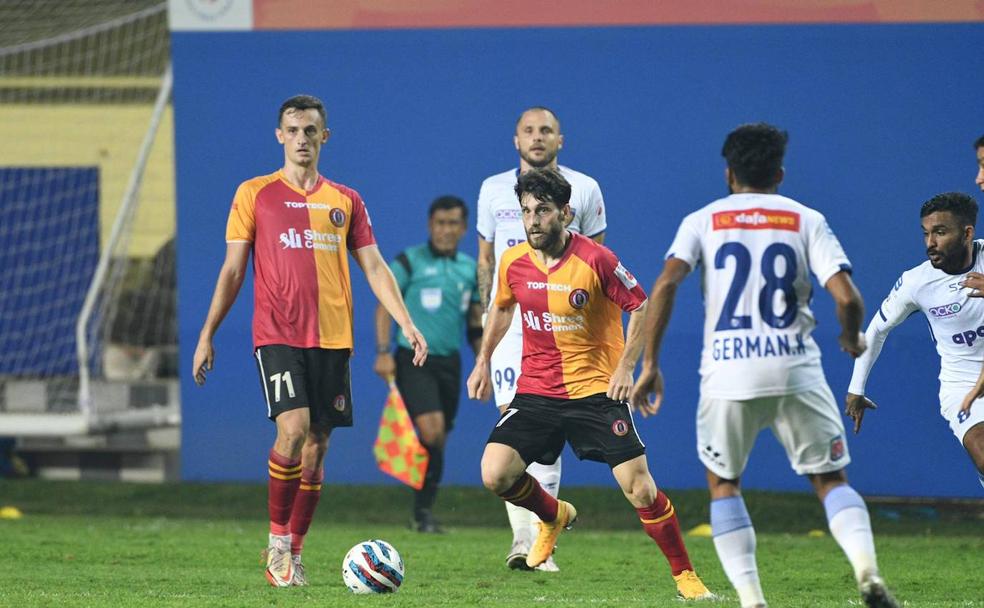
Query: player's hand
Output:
[[373, 352, 396, 381], [630, 365, 665, 418], [607, 365, 635, 403], [959, 385, 984, 416], [838, 331, 867, 358], [401, 323, 428, 366], [192, 339, 214, 386], [844, 392, 877, 433], [961, 272, 984, 297], [467, 358, 492, 401]]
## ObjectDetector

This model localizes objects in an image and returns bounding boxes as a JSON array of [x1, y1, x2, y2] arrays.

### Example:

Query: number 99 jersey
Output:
[[666, 193, 851, 400]]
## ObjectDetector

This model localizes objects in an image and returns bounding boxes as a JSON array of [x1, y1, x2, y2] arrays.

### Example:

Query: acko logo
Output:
[[951, 325, 984, 347], [569, 288, 589, 309], [929, 302, 962, 318]]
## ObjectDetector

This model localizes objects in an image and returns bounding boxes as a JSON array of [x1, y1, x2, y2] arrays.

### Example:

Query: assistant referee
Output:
[[374, 195, 483, 532]]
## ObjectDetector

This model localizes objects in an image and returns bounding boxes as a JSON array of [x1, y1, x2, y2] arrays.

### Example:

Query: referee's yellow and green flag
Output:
[[373, 380, 429, 490]]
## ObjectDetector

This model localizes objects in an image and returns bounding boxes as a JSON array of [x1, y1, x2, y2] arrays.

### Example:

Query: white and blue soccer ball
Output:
[[341, 539, 405, 594]]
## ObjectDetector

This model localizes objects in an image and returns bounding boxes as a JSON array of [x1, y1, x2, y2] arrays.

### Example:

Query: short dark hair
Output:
[[920, 192, 978, 227], [514, 168, 571, 208], [428, 195, 468, 220], [278, 94, 327, 127], [516, 106, 561, 130], [721, 123, 789, 189], [975, 134, 984, 149]]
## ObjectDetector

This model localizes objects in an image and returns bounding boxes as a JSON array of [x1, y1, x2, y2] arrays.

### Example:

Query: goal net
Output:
[[0, 1, 179, 435]]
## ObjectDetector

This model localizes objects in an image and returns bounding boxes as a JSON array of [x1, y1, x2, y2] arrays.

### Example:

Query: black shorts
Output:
[[395, 347, 461, 431], [254, 345, 353, 428], [487, 392, 645, 468]]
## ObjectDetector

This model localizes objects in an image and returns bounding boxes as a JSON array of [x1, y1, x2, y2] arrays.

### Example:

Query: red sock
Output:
[[636, 489, 693, 576], [289, 468, 324, 555], [268, 449, 302, 536], [498, 472, 558, 522]]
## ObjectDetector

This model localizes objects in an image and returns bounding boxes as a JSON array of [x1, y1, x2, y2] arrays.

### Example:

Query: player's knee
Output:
[[480, 461, 513, 494]]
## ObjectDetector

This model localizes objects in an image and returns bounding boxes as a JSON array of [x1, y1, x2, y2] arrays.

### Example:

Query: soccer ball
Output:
[[341, 539, 405, 593]]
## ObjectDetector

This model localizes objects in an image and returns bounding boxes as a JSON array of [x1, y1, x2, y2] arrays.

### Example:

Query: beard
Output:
[[928, 238, 969, 271], [526, 224, 564, 251], [519, 148, 557, 169]]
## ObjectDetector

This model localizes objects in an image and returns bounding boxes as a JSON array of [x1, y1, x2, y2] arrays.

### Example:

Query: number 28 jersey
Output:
[[666, 193, 852, 399]]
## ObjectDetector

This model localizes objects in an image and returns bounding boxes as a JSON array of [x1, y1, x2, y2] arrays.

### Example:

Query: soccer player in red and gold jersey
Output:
[[192, 95, 427, 588], [466, 168, 713, 600]]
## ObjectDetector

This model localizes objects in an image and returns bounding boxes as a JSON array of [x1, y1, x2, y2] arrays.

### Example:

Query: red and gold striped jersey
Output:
[[495, 232, 647, 399], [226, 170, 376, 349]]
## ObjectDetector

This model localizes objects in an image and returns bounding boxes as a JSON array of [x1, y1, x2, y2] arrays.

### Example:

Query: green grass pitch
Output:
[[0, 481, 980, 607]]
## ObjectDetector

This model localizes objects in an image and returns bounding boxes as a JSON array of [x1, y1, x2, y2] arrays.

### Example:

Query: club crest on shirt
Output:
[[829, 435, 845, 461], [611, 419, 629, 436], [329, 208, 346, 227], [569, 288, 589, 309], [333, 395, 347, 411]]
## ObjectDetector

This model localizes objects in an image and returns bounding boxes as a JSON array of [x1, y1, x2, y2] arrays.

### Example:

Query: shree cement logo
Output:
[[279, 228, 341, 251]]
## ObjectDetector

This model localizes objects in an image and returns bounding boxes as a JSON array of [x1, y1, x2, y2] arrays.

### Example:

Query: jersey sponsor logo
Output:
[[569, 288, 589, 309], [330, 208, 347, 227], [613, 262, 638, 289], [279, 227, 341, 251], [495, 209, 522, 221], [283, 201, 330, 209], [712, 208, 801, 232], [611, 419, 629, 436], [951, 326, 984, 347], [711, 333, 807, 361], [929, 302, 962, 318], [522, 310, 584, 332], [829, 435, 846, 461], [526, 281, 572, 292], [506, 238, 526, 247]]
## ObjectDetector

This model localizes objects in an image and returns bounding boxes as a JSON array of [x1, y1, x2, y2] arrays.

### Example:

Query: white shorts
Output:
[[939, 387, 984, 446], [490, 328, 522, 407], [696, 383, 850, 479]]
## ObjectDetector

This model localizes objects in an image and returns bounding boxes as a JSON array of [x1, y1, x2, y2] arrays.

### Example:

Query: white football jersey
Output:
[[476, 165, 607, 331], [666, 193, 852, 400], [849, 240, 984, 394]]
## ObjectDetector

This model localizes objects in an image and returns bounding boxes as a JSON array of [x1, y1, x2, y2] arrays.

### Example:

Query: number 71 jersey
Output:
[[665, 193, 852, 400]]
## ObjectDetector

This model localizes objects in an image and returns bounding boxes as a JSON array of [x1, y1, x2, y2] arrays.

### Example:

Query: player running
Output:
[[476, 106, 607, 571], [631, 123, 897, 608], [469, 168, 713, 600], [192, 95, 426, 587], [846, 192, 984, 491]]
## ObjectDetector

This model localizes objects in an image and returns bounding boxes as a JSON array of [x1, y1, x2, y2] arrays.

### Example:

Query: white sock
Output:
[[505, 502, 532, 546], [526, 457, 561, 536], [268, 533, 290, 551], [712, 496, 766, 608], [823, 485, 878, 583]]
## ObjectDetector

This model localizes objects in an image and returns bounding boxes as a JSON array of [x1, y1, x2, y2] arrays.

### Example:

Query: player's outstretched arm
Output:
[[466, 302, 515, 401], [825, 271, 866, 357], [193, 242, 251, 386], [630, 258, 689, 417], [354, 245, 428, 366], [961, 271, 984, 297], [608, 300, 648, 403]]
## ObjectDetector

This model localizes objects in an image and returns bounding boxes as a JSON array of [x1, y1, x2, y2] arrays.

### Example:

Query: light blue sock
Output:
[[711, 497, 764, 607], [823, 485, 877, 582]]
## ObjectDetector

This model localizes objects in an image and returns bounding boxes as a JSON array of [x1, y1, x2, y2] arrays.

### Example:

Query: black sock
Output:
[[414, 444, 444, 519]]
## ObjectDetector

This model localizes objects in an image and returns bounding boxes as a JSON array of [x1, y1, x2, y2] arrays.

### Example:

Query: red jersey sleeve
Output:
[[347, 191, 376, 250], [225, 181, 257, 242], [596, 245, 647, 312]]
